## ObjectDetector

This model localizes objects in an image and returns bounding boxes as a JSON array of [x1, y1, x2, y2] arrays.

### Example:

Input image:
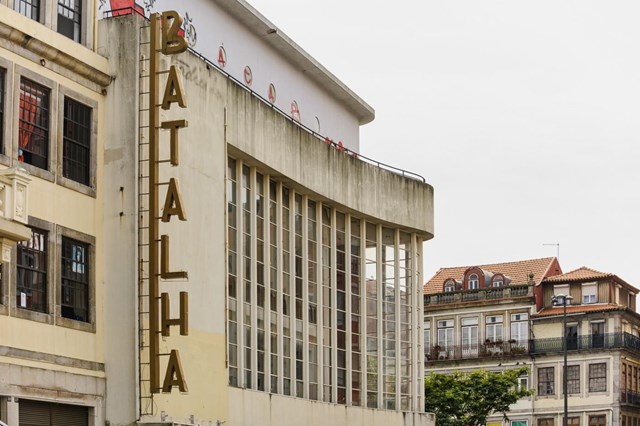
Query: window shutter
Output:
[[51, 403, 88, 426], [19, 399, 50, 426]]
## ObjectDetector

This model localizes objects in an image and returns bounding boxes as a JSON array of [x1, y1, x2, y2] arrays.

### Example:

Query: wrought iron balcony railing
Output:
[[622, 390, 640, 404], [425, 340, 530, 362], [424, 284, 533, 306], [425, 332, 640, 363], [529, 332, 640, 354]]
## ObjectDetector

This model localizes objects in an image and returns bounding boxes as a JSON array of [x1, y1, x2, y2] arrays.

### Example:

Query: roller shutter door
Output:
[[19, 399, 88, 426]]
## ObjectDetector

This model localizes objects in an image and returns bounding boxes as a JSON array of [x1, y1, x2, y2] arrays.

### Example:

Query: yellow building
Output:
[[0, 0, 110, 424]]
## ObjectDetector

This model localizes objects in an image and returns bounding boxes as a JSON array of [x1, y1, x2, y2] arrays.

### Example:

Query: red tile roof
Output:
[[533, 303, 624, 317], [544, 266, 612, 283], [543, 266, 638, 292], [424, 257, 561, 295]]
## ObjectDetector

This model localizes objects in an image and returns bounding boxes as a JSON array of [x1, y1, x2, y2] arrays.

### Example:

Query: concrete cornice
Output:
[[214, 0, 375, 125], [0, 21, 112, 88]]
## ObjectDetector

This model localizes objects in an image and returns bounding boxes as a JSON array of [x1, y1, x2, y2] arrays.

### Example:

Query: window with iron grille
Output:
[[16, 228, 48, 313], [63, 97, 91, 185], [589, 363, 607, 392], [57, 0, 82, 42], [61, 237, 89, 322], [19, 78, 49, 170], [566, 365, 580, 394], [13, 0, 40, 21], [538, 367, 555, 395]]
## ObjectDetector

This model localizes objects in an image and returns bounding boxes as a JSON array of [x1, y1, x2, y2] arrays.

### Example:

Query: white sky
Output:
[[247, 0, 640, 286]]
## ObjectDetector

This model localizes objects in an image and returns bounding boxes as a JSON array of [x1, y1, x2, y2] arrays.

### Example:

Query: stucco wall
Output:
[[229, 388, 435, 426]]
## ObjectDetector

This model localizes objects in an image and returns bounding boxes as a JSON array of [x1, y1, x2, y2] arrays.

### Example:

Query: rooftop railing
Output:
[[424, 284, 533, 306], [101, 7, 427, 183]]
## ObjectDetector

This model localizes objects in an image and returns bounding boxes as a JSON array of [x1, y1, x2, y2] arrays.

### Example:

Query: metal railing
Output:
[[101, 7, 427, 183], [530, 332, 640, 354], [622, 390, 640, 404], [425, 340, 530, 362], [426, 333, 640, 363], [424, 284, 533, 306]]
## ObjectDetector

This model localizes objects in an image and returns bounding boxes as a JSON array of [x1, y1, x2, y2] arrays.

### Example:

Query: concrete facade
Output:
[[97, 6, 433, 426]]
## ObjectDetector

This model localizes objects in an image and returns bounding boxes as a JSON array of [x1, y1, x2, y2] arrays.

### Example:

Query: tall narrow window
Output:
[[437, 319, 454, 358], [486, 315, 503, 342], [61, 237, 89, 322], [468, 273, 479, 290], [58, 0, 82, 42], [566, 365, 580, 394], [510, 313, 529, 344], [589, 363, 607, 392], [461, 317, 478, 357], [227, 158, 239, 386], [63, 97, 91, 185], [14, 0, 40, 21], [19, 78, 49, 170], [538, 367, 555, 395], [16, 228, 47, 312], [0, 68, 5, 151]]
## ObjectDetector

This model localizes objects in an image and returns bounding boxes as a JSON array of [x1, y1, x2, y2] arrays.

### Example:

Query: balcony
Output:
[[425, 340, 530, 362], [424, 284, 533, 306], [530, 332, 640, 354], [622, 390, 640, 404], [425, 333, 640, 364]]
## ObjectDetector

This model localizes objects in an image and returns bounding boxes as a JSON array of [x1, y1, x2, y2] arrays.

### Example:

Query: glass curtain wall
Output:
[[226, 157, 420, 410]]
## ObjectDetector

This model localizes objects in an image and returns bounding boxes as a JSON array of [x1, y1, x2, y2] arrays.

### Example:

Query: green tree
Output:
[[424, 367, 533, 426]]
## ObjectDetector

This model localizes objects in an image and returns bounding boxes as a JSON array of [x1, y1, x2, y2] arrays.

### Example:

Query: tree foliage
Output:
[[424, 367, 533, 426]]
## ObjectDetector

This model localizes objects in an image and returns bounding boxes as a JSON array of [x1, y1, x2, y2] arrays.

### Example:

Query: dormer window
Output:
[[583, 283, 597, 304], [492, 275, 504, 287], [468, 273, 479, 290], [444, 279, 455, 293]]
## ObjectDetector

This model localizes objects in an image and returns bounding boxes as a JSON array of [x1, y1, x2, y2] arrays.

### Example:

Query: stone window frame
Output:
[[56, 85, 97, 197], [55, 224, 95, 333], [51, 0, 95, 50], [0, 56, 12, 175], [9, 216, 55, 324], [565, 364, 580, 395], [537, 366, 555, 396], [13, 65, 58, 183]]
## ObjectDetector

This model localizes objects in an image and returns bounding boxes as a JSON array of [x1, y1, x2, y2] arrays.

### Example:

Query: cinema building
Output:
[[1, 0, 435, 425]]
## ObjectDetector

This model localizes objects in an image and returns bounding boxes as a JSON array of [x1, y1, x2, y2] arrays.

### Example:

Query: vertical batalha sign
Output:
[[149, 11, 190, 394]]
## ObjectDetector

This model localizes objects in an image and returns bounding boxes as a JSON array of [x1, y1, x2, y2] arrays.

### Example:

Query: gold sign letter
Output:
[[161, 120, 188, 166], [161, 234, 188, 280], [161, 11, 188, 55], [161, 178, 186, 222], [161, 292, 189, 336], [161, 66, 187, 110], [162, 349, 188, 392]]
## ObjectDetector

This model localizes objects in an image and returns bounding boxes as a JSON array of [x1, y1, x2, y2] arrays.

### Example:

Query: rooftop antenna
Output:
[[543, 242, 560, 260]]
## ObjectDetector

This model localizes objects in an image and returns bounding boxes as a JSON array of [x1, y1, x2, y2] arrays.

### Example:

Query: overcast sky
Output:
[[247, 0, 640, 286]]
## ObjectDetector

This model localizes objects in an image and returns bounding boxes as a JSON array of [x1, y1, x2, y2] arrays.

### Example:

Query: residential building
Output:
[[424, 259, 640, 426], [0, 0, 436, 425], [0, 0, 110, 424]]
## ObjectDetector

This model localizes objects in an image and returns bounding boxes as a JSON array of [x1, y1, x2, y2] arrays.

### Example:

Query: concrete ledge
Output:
[[0, 345, 105, 372]]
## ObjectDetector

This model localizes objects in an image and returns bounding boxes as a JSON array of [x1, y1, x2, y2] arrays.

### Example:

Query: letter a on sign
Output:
[[162, 349, 188, 392], [162, 178, 187, 222], [162, 66, 187, 110], [161, 11, 188, 55]]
